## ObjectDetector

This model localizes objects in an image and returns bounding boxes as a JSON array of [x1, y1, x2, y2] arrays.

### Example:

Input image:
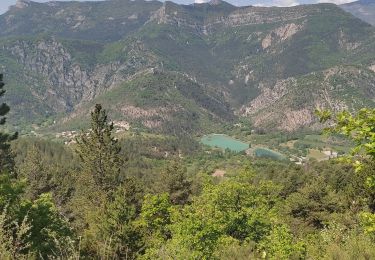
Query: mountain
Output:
[[1, 0, 374, 134], [341, 0, 375, 26], [55, 70, 235, 134], [242, 65, 375, 131]]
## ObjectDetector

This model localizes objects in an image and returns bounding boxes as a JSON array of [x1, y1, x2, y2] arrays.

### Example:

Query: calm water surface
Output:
[[201, 134, 249, 152]]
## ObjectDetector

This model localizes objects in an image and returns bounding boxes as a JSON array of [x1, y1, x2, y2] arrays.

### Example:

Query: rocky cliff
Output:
[[0, 0, 374, 133]]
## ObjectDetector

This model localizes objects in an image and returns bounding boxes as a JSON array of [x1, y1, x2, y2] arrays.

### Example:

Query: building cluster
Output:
[[289, 156, 308, 165], [322, 150, 338, 159], [55, 121, 131, 145]]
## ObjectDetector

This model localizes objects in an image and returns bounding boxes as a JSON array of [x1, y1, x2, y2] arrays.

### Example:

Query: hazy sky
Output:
[[0, 0, 356, 14]]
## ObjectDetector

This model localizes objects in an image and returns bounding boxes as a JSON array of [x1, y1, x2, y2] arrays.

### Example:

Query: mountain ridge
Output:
[[341, 0, 375, 26], [0, 0, 374, 134]]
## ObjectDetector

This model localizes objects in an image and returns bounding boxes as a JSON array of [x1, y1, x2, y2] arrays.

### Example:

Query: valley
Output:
[[0, 0, 374, 259]]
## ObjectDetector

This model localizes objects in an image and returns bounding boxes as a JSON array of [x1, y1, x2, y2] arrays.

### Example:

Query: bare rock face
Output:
[[262, 23, 304, 49], [241, 78, 316, 131], [218, 7, 307, 27], [120, 105, 177, 129], [240, 66, 374, 131], [149, 2, 204, 32], [121, 105, 175, 120], [251, 108, 314, 132], [243, 79, 297, 115], [5, 38, 158, 112], [7, 39, 102, 111], [338, 29, 361, 51], [150, 4, 319, 35], [279, 108, 314, 131], [15, 0, 31, 9]]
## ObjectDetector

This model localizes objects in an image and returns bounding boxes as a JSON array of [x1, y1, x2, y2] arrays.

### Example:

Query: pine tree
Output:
[[0, 74, 17, 173], [99, 178, 144, 258], [75, 104, 123, 192], [19, 146, 52, 200], [160, 161, 191, 205]]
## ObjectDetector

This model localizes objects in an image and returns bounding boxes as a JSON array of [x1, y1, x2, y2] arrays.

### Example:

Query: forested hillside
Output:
[[0, 0, 374, 133], [1, 72, 375, 258]]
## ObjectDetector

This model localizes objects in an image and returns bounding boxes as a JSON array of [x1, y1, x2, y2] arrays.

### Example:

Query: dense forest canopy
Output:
[[0, 71, 375, 259]]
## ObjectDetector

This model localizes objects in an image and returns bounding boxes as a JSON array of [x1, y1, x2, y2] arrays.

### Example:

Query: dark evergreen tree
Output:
[[19, 146, 52, 200], [100, 178, 145, 258], [160, 161, 191, 205], [76, 104, 123, 192], [0, 74, 17, 172]]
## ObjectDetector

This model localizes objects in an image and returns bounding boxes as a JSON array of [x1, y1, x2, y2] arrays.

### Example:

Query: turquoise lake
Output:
[[201, 134, 249, 152]]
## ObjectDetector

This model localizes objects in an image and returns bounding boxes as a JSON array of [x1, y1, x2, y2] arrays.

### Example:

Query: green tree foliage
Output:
[[99, 179, 144, 259], [318, 108, 375, 241], [13, 138, 78, 210], [317, 108, 375, 170], [158, 161, 191, 205], [20, 193, 73, 258], [2, 101, 375, 259], [306, 222, 375, 259], [138, 193, 172, 259], [76, 104, 123, 192], [139, 193, 171, 239], [260, 224, 306, 259], [0, 176, 74, 259], [334, 109, 375, 161], [0, 74, 17, 173], [72, 105, 121, 253], [282, 175, 345, 230], [148, 170, 281, 259], [18, 147, 52, 200], [0, 205, 31, 259], [0, 74, 75, 259], [0, 174, 24, 213], [73, 176, 145, 259], [72, 105, 149, 258]]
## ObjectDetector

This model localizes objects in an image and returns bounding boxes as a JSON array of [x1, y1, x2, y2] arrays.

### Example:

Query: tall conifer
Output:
[[76, 104, 123, 192], [0, 74, 17, 172]]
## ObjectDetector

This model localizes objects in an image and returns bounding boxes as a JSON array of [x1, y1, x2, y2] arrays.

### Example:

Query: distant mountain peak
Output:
[[208, 0, 224, 6], [193, 0, 234, 7], [15, 0, 31, 9], [352, 0, 374, 5], [341, 0, 375, 26], [342, 0, 375, 6]]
